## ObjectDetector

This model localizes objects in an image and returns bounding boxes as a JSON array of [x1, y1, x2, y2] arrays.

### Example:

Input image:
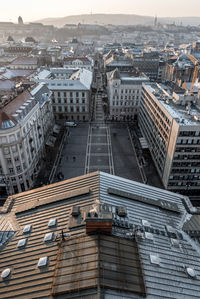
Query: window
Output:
[[9, 168, 14, 174], [7, 158, 12, 164], [12, 145, 17, 152], [3, 147, 9, 154], [16, 166, 21, 172]]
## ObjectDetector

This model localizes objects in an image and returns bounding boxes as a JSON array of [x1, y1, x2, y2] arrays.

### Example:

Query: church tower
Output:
[[154, 15, 158, 27], [18, 16, 23, 25]]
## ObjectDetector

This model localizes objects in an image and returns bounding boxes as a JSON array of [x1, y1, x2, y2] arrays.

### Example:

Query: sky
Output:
[[1, 0, 200, 22]]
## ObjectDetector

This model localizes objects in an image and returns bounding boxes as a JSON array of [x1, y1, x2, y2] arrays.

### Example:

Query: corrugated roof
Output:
[[0, 172, 200, 298]]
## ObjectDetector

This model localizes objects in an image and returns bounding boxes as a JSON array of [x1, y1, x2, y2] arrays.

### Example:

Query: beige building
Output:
[[107, 68, 149, 121], [35, 68, 93, 121], [139, 82, 200, 196], [0, 83, 54, 195], [9, 57, 38, 70]]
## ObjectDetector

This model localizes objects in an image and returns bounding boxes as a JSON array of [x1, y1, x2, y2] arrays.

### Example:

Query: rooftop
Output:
[[0, 171, 199, 298], [9, 57, 38, 66], [144, 83, 200, 126]]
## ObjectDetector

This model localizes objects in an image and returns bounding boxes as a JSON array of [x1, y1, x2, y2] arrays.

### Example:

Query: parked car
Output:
[[64, 122, 77, 127]]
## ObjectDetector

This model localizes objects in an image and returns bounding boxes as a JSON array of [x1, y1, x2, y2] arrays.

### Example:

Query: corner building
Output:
[[139, 83, 200, 195], [0, 83, 54, 195]]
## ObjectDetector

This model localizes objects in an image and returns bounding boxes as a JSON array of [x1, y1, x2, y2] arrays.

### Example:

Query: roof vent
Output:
[[142, 219, 151, 227], [1, 268, 11, 279], [44, 232, 54, 242], [185, 267, 197, 278], [17, 238, 27, 248], [23, 225, 32, 234], [171, 238, 179, 247], [48, 218, 57, 228], [117, 206, 127, 217], [150, 254, 160, 265], [166, 225, 176, 233], [37, 256, 48, 268], [145, 232, 154, 241], [71, 206, 80, 216]]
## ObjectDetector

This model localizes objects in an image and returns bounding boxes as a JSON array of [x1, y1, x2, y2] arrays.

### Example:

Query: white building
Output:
[[139, 82, 200, 196], [35, 68, 93, 121], [63, 57, 93, 71], [0, 83, 54, 195], [107, 68, 149, 121]]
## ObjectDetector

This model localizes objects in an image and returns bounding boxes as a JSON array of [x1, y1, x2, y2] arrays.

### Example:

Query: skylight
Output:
[[1, 268, 11, 279], [150, 254, 160, 265], [44, 232, 54, 242], [48, 218, 57, 228], [38, 256, 48, 268], [23, 225, 32, 234], [142, 219, 151, 227], [17, 238, 27, 248], [186, 267, 197, 278], [145, 232, 154, 241]]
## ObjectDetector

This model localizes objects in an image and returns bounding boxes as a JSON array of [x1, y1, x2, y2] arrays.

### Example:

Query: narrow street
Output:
[[85, 75, 114, 174]]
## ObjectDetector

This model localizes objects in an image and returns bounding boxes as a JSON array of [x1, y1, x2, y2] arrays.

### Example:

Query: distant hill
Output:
[[35, 14, 200, 28]]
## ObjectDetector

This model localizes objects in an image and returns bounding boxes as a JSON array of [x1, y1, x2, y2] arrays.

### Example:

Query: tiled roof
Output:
[[4, 90, 32, 116]]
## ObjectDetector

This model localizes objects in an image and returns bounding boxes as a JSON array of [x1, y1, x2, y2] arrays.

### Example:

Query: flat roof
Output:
[[144, 83, 200, 126]]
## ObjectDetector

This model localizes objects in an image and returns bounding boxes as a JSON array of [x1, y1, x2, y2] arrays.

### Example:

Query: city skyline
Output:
[[1, 0, 200, 22]]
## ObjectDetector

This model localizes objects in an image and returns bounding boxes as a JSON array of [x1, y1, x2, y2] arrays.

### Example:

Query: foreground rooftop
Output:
[[0, 172, 200, 298]]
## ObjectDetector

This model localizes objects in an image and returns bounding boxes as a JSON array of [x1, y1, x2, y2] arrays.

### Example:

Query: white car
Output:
[[64, 122, 77, 127]]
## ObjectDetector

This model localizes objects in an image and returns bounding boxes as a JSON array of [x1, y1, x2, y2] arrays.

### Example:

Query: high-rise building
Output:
[[139, 82, 200, 195]]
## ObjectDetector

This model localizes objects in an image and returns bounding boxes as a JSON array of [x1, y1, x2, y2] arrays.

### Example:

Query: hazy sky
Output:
[[1, 0, 200, 22]]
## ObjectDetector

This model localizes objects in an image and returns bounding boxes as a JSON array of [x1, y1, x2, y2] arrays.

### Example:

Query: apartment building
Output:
[[0, 83, 54, 195], [9, 57, 38, 70], [63, 57, 93, 71], [107, 68, 149, 120], [35, 68, 93, 121], [139, 82, 200, 195]]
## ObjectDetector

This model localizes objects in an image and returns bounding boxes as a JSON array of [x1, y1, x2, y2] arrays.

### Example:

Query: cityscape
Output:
[[0, 1, 200, 298]]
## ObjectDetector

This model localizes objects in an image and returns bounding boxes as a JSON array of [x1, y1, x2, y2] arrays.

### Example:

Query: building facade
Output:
[[63, 57, 93, 71], [139, 82, 200, 195], [107, 68, 149, 121], [0, 83, 54, 195], [35, 68, 93, 121]]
